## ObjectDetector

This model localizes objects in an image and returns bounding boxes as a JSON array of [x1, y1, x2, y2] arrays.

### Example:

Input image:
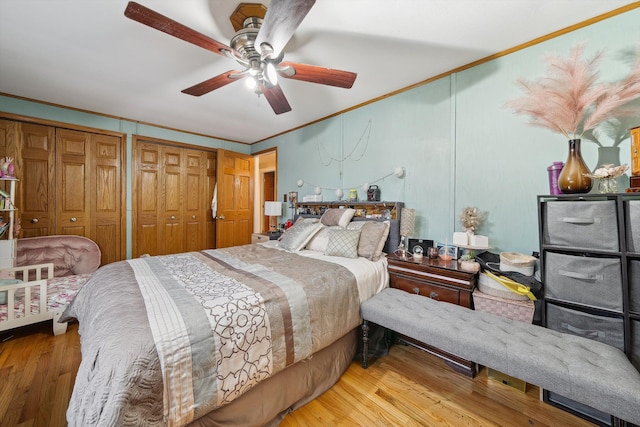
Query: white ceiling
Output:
[[0, 1, 635, 144]]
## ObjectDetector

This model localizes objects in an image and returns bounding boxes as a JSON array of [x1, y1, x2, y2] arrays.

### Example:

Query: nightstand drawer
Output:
[[391, 276, 460, 305]]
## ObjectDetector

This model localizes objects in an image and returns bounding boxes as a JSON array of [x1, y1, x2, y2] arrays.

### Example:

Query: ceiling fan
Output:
[[124, 1, 357, 114]]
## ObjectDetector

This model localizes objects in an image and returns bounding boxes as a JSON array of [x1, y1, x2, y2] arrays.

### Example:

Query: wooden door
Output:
[[183, 148, 205, 252], [133, 141, 161, 257], [160, 146, 184, 255], [91, 133, 123, 265], [205, 151, 217, 249], [55, 129, 90, 236], [216, 149, 253, 248], [18, 123, 55, 237]]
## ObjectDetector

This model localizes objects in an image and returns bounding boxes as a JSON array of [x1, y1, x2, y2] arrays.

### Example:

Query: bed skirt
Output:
[[188, 328, 357, 427]]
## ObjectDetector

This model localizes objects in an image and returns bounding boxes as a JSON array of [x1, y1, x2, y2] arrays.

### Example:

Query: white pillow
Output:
[[305, 224, 334, 252], [279, 220, 322, 251], [324, 228, 361, 258]]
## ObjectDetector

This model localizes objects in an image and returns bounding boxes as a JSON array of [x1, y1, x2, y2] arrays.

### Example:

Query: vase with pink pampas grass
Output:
[[507, 44, 640, 194]]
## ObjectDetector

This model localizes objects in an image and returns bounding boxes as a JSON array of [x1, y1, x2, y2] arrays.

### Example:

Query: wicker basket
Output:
[[473, 289, 534, 323]]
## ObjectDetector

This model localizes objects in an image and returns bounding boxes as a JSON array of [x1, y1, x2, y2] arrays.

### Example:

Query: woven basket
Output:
[[499, 252, 536, 276], [473, 290, 534, 323]]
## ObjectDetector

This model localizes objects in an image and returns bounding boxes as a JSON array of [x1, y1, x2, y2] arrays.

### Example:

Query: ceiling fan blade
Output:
[[182, 71, 245, 96], [278, 62, 357, 88], [255, 0, 315, 58], [124, 1, 233, 57], [261, 84, 292, 114]]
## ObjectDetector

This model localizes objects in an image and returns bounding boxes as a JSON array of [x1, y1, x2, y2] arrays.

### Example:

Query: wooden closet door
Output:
[[91, 133, 122, 265], [18, 123, 55, 237], [184, 148, 205, 252], [55, 129, 90, 236], [161, 146, 185, 255], [134, 141, 161, 257]]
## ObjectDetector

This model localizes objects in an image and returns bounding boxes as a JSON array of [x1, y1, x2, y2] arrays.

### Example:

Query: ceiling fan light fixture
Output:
[[245, 76, 258, 90], [264, 62, 278, 87]]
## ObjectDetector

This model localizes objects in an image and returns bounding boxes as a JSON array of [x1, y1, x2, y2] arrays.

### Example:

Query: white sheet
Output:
[[260, 240, 389, 303]]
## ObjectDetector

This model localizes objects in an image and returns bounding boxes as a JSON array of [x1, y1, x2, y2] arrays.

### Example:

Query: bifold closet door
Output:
[[134, 141, 212, 257], [16, 122, 56, 237]]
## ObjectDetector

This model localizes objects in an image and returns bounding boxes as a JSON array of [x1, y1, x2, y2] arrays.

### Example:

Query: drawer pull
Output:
[[557, 216, 600, 225], [30, 218, 39, 224], [412, 287, 420, 295], [561, 322, 604, 339], [558, 270, 603, 281], [429, 291, 438, 299]]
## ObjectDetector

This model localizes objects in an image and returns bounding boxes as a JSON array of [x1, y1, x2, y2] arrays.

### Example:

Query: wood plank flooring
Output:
[[0, 322, 595, 427]]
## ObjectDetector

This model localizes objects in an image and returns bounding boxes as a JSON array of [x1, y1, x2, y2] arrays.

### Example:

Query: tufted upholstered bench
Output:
[[360, 287, 640, 425]]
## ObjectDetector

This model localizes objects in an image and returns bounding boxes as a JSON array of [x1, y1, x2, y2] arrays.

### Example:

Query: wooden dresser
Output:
[[386, 253, 478, 377]]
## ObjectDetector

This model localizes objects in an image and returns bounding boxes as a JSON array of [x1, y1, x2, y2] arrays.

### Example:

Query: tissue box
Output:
[[302, 195, 322, 202], [469, 234, 489, 247], [452, 232, 468, 246]]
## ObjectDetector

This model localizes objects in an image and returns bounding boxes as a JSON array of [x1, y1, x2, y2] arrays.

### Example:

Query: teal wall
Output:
[[0, 95, 250, 259], [2, 8, 639, 257], [253, 8, 640, 255]]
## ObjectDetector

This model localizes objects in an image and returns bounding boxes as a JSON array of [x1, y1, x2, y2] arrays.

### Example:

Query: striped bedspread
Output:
[[62, 244, 361, 426]]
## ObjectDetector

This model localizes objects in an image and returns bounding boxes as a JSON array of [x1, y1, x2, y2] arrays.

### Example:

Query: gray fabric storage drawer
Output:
[[544, 252, 623, 312], [546, 303, 624, 351], [627, 200, 640, 252], [632, 320, 640, 372], [543, 201, 619, 251], [631, 260, 640, 314]]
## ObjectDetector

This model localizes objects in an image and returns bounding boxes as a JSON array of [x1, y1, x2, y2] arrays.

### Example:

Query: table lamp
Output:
[[398, 208, 415, 259], [264, 201, 283, 233]]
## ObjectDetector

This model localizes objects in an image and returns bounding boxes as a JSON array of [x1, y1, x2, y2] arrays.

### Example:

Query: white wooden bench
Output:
[[361, 287, 640, 425]]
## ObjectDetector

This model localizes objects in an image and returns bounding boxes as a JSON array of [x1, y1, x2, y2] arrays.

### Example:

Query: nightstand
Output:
[[251, 231, 282, 244], [386, 253, 478, 377]]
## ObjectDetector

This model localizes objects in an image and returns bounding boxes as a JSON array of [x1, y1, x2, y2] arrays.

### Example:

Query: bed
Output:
[[62, 210, 400, 427]]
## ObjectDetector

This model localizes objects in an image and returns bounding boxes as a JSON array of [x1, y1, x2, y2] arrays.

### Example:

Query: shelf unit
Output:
[[0, 177, 18, 268], [294, 201, 403, 220], [537, 193, 640, 427]]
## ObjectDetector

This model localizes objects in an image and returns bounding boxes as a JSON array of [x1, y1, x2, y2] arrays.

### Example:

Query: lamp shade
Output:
[[264, 201, 282, 217], [400, 208, 415, 237]]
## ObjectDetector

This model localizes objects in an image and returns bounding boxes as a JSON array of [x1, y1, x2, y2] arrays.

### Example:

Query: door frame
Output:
[[253, 147, 278, 233]]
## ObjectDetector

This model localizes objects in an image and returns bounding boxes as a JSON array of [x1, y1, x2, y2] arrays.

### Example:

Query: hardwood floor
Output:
[[0, 322, 595, 427]]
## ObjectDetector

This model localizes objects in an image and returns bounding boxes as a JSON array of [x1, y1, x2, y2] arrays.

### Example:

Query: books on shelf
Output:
[[0, 198, 12, 210], [0, 221, 9, 239]]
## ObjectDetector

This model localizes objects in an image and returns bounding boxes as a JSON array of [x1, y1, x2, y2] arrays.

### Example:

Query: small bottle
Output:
[[547, 161, 564, 195]]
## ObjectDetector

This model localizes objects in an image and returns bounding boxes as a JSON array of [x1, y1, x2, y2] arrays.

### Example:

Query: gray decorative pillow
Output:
[[348, 221, 390, 260], [324, 228, 361, 258], [320, 208, 356, 227], [279, 220, 322, 251]]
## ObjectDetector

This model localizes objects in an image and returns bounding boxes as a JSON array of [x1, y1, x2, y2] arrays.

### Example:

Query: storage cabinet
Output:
[[538, 193, 640, 426], [386, 253, 477, 377]]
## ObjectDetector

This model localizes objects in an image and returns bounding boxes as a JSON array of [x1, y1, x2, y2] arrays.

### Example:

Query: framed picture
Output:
[[408, 238, 434, 255], [288, 191, 298, 208]]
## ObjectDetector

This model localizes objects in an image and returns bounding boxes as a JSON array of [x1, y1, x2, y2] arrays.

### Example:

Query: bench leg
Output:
[[362, 320, 369, 369]]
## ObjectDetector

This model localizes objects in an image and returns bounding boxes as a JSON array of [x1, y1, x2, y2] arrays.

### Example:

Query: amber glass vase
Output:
[[557, 139, 592, 194]]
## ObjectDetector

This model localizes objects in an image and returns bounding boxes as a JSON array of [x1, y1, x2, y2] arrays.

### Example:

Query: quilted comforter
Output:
[[62, 244, 362, 426]]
